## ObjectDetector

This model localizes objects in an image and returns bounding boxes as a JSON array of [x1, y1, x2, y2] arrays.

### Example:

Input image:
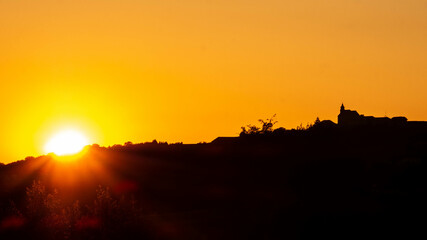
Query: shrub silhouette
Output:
[[26, 180, 49, 219], [13, 181, 145, 239], [241, 114, 278, 135]]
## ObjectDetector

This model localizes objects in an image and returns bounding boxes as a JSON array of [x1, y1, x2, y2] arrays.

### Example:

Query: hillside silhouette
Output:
[[1, 106, 427, 239]]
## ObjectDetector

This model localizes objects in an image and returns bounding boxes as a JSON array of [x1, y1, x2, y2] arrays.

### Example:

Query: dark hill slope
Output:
[[1, 127, 427, 239]]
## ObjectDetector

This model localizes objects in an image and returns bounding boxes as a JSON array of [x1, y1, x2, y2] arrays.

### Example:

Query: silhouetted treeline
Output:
[[1, 124, 427, 239]]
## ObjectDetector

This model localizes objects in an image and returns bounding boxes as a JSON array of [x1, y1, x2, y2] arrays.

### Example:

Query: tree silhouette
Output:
[[314, 117, 321, 125], [240, 114, 278, 135]]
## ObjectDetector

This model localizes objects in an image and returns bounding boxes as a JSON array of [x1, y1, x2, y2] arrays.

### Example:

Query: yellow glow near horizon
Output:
[[44, 130, 89, 156]]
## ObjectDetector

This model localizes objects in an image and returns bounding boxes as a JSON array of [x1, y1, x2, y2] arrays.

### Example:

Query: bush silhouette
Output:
[[241, 114, 278, 135], [6, 181, 146, 240]]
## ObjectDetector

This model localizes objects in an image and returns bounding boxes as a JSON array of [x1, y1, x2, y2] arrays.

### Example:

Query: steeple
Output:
[[340, 103, 345, 113]]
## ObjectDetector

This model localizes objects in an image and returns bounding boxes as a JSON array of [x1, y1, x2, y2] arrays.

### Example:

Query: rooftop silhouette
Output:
[[338, 104, 410, 127]]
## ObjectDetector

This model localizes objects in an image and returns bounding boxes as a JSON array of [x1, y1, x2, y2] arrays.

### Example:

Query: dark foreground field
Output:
[[1, 126, 427, 239]]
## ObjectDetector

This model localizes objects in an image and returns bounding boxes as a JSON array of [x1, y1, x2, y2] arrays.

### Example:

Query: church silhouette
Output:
[[338, 104, 408, 127]]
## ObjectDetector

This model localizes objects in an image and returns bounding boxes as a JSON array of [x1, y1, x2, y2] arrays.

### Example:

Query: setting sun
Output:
[[44, 130, 89, 156]]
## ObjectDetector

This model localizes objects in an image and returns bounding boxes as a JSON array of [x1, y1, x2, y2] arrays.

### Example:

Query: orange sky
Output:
[[1, 0, 427, 163]]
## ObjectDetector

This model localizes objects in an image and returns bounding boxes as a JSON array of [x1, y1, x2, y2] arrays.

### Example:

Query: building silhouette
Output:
[[338, 104, 407, 127]]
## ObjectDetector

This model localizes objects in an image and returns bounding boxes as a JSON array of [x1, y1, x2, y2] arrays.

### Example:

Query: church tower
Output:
[[340, 103, 345, 113]]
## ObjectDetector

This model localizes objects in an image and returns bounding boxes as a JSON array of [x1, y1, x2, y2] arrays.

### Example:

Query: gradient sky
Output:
[[1, 0, 427, 163]]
